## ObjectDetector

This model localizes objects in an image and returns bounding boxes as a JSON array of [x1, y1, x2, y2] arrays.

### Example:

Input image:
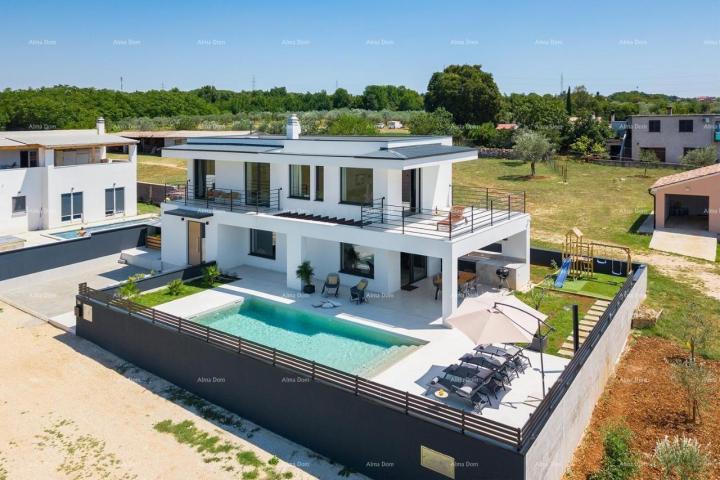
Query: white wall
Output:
[[160, 210, 188, 266], [0, 168, 45, 234], [214, 223, 287, 273], [45, 161, 137, 229]]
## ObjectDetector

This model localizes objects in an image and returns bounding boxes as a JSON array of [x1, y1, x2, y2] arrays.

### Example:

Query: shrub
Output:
[[672, 360, 714, 424], [203, 265, 220, 286], [590, 421, 639, 480], [681, 146, 717, 168], [653, 436, 710, 480], [166, 279, 184, 296], [118, 274, 142, 299]]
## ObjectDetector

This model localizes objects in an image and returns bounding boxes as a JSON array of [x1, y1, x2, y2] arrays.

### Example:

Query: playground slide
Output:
[[554, 258, 572, 288]]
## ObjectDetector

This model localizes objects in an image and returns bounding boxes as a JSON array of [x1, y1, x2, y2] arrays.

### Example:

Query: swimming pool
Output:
[[52, 219, 152, 239], [192, 298, 424, 376]]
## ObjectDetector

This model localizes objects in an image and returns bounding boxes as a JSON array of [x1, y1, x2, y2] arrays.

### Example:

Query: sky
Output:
[[1, 0, 719, 97]]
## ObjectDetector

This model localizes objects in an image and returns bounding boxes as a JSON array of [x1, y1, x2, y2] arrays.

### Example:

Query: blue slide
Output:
[[554, 258, 572, 288]]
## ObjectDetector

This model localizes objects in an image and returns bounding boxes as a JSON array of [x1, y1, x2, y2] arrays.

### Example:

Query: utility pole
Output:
[[251, 74, 256, 91], [120, 76, 124, 91]]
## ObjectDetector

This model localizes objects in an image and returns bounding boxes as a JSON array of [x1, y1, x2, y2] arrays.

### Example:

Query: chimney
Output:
[[666, 106, 673, 115], [96, 116, 106, 135], [286, 114, 300, 140]]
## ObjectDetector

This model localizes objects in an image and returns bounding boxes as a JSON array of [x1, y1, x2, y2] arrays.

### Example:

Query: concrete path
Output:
[[649, 227, 718, 262]]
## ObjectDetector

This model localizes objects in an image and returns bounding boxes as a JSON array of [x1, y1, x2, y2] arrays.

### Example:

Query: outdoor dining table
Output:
[[436, 271, 476, 286]]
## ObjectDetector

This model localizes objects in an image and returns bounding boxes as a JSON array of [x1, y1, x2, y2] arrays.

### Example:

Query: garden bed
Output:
[[133, 277, 232, 308]]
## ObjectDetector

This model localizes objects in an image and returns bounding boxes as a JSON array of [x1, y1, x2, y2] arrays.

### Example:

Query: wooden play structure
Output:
[[563, 228, 632, 278]]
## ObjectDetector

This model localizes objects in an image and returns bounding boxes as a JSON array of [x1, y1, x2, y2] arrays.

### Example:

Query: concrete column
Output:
[[503, 222, 531, 290], [128, 144, 138, 164], [384, 250, 401, 294], [286, 232, 303, 291], [441, 253, 458, 325]]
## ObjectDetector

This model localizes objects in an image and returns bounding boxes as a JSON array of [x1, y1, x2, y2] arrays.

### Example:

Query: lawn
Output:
[[109, 152, 187, 184], [137, 202, 160, 215], [134, 278, 230, 308], [453, 158, 679, 252], [550, 272, 625, 301]]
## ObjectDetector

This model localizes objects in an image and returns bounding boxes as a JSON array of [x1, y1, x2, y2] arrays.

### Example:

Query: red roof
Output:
[[496, 123, 518, 130], [650, 163, 720, 190]]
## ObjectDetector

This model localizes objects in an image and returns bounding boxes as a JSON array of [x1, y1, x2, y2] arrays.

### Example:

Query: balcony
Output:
[[164, 182, 526, 240]]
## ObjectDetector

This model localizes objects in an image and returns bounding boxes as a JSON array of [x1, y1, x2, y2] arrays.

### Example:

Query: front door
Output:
[[402, 169, 421, 215], [187, 221, 203, 266], [401, 252, 427, 286]]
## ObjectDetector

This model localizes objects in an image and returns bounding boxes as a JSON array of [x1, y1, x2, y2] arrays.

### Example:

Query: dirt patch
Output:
[[566, 337, 720, 479]]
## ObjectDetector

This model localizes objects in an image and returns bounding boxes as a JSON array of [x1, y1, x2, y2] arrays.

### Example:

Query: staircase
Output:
[[557, 299, 610, 358]]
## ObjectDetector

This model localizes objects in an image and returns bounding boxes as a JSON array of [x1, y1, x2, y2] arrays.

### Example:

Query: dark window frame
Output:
[[249, 229, 277, 260], [288, 164, 310, 200], [315, 165, 324, 201], [679, 119, 694, 133], [11, 195, 26, 214], [648, 120, 661, 133], [105, 186, 125, 215], [61, 191, 83, 222], [339, 242, 375, 279]]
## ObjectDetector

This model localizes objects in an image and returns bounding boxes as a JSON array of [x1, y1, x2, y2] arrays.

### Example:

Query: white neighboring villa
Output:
[[160, 115, 530, 322], [0, 118, 138, 235]]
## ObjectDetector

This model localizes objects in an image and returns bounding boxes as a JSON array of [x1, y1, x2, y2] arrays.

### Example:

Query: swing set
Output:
[[562, 228, 632, 279]]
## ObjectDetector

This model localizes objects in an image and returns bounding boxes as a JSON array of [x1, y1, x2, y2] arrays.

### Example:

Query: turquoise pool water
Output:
[[53, 219, 151, 239], [193, 299, 423, 376]]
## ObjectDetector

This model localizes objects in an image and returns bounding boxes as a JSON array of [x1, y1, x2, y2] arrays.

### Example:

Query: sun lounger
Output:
[[459, 352, 517, 382], [436, 205, 468, 231]]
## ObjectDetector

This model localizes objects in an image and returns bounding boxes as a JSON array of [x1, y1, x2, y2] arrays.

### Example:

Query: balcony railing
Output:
[[164, 181, 282, 213], [360, 186, 526, 239]]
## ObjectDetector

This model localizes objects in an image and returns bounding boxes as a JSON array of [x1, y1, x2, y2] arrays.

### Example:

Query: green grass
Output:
[[134, 278, 230, 308], [137, 202, 160, 215], [550, 272, 625, 300], [154, 419, 235, 454], [454, 158, 680, 252], [109, 152, 187, 184]]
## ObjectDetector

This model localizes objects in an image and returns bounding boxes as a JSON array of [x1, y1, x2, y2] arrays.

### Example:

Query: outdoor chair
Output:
[[350, 279, 369, 304], [432, 273, 442, 300], [321, 273, 340, 297], [436, 205, 468, 231], [459, 352, 517, 383], [429, 372, 490, 412]]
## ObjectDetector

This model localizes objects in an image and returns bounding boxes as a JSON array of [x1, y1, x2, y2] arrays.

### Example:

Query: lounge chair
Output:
[[436, 205, 468, 231], [429, 372, 489, 411], [321, 273, 340, 297], [459, 352, 517, 382], [350, 279, 368, 304]]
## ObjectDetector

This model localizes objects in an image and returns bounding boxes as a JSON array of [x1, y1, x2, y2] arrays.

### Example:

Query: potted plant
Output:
[[296, 261, 315, 294]]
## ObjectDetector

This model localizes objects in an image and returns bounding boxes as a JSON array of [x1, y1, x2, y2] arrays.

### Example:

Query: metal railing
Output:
[[360, 186, 526, 239], [164, 181, 282, 213], [518, 266, 643, 451], [77, 283, 523, 449]]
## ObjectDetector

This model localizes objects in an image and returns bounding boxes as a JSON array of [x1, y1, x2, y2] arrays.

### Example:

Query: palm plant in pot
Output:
[[296, 261, 315, 294]]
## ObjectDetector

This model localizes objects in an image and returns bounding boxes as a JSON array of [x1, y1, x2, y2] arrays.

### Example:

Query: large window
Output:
[[648, 120, 661, 133], [19, 150, 38, 168], [12, 196, 26, 214], [315, 166, 324, 201], [679, 119, 694, 133], [340, 243, 374, 278], [249, 229, 276, 259], [245, 162, 270, 206], [289, 164, 310, 199], [340, 168, 373, 204], [61, 192, 83, 222], [105, 187, 125, 215]]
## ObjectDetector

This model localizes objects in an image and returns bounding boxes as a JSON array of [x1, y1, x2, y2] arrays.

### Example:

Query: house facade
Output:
[[628, 114, 720, 164], [0, 118, 138, 234], [160, 115, 531, 321]]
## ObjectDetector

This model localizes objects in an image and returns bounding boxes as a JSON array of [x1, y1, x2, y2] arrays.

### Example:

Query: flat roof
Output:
[[116, 130, 251, 139], [164, 208, 214, 219], [0, 129, 138, 148]]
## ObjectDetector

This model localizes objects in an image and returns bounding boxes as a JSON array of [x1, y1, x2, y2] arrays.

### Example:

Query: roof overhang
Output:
[[164, 208, 214, 219]]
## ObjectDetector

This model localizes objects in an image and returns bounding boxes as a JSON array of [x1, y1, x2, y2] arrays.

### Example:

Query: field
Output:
[[109, 152, 187, 185], [455, 158, 720, 359]]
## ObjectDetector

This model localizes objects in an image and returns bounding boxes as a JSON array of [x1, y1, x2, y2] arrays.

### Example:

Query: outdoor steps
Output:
[[557, 300, 609, 358]]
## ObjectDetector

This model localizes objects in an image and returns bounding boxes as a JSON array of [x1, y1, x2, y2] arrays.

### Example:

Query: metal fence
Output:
[[165, 181, 283, 213], [77, 283, 523, 448]]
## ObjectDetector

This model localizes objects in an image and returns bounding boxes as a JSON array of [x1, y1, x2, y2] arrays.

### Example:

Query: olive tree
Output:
[[513, 129, 552, 176], [681, 146, 718, 168]]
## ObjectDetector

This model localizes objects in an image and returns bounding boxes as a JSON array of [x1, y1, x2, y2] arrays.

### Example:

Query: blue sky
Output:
[[2, 0, 719, 96]]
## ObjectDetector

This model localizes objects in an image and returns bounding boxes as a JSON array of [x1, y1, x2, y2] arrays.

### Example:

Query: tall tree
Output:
[[565, 87, 572, 115], [424, 65, 501, 124], [513, 129, 552, 176]]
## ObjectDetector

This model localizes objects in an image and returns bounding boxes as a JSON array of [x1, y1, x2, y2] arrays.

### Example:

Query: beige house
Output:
[[650, 163, 720, 233]]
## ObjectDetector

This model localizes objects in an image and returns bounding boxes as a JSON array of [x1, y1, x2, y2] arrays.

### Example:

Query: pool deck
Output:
[[155, 265, 569, 429]]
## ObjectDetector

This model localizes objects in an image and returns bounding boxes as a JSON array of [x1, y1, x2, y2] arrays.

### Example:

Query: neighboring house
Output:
[[650, 163, 720, 233], [628, 113, 720, 164], [0, 118, 138, 234], [496, 123, 518, 131], [116, 130, 250, 155], [160, 115, 531, 322]]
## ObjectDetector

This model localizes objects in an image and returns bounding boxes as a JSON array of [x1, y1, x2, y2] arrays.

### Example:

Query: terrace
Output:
[[164, 181, 527, 240]]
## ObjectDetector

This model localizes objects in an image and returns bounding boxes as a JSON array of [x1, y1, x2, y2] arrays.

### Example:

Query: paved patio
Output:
[[155, 265, 569, 428], [649, 227, 718, 261]]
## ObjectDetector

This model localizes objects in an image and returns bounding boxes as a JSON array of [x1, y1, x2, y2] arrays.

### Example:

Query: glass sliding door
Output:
[[245, 162, 271, 206], [402, 168, 421, 215], [400, 252, 427, 287], [193, 159, 215, 198]]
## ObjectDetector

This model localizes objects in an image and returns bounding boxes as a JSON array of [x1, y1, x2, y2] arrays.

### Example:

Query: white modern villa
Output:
[[0, 118, 138, 235], [160, 115, 530, 321]]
